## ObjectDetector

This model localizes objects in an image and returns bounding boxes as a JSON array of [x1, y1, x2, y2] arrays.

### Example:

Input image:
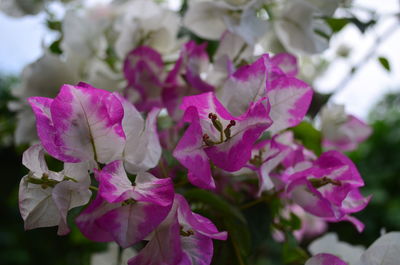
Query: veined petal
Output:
[[93, 160, 174, 247], [267, 77, 313, 134], [19, 176, 60, 231], [28, 96, 78, 162], [98, 160, 133, 203], [97, 200, 172, 248], [52, 179, 92, 235], [124, 108, 162, 174], [217, 55, 270, 116], [22, 144, 49, 177], [133, 172, 174, 207], [49, 83, 126, 163]]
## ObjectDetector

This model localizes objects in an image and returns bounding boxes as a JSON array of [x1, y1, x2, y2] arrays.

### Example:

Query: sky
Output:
[[0, 0, 399, 119]]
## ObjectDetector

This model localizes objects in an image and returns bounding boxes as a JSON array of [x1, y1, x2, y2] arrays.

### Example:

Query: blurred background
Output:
[[1, 0, 400, 264]]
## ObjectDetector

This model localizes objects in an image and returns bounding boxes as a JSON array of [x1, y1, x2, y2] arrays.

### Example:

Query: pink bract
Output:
[[28, 82, 126, 164], [76, 160, 174, 248], [173, 92, 271, 189], [128, 194, 227, 265]]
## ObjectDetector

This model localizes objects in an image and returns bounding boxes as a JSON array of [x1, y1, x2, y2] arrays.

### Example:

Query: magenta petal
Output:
[[96, 160, 174, 247], [98, 160, 133, 203], [181, 234, 213, 265], [306, 253, 348, 265], [133, 172, 175, 207], [205, 99, 272, 172], [50, 84, 125, 163], [287, 178, 336, 218], [97, 200, 172, 248], [267, 76, 313, 133], [29, 83, 126, 164], [75, 194, 116, 243], [271, 53, 298, 77], [128, 210, 182, 265], [181, 92, 236, 121], [176, 194, 227, 240], [173, 107, 215, 190], [218, 54, 270, 116], [323, 114, 372, 152], [28, 97, 78, 162], [314, 151, 364, 187], [123, 46, 164, 112]]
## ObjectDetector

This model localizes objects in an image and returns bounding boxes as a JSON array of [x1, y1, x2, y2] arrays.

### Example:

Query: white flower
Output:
[[309, 233, 365, 265], [19, 144, 92, 235], [113, 0, 180, 59]]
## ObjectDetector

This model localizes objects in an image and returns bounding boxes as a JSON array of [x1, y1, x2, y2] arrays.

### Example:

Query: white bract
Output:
[[19, 144, 91, 235]]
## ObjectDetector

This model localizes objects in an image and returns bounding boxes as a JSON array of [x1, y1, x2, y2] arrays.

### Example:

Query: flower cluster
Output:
[[11, 0, 375, 264]]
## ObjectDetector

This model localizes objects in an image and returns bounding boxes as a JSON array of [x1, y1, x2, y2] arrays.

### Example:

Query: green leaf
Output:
[[378, 56, 391, 72], [282, 233, 309, 264], [349, 17, 376, 33], [325, 18, 350, 33], [325, 17, 376, 34], [289, 213, 301, 231], [184, 189, 246, 223], [46, 20, 62, 31], [224, 218, 252, 261], [290, 122, 322, 156], [49, 39, 62, 55]]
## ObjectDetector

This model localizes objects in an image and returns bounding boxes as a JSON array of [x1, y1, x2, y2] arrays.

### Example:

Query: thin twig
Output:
[[332, 22, 400, 94]]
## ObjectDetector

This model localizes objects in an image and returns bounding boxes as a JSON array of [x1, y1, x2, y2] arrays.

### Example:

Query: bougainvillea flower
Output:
[[128, 194, 227, 265], [173, 92, 272, 189], [76, 160, 174, 248], [115, 93, 161, 174], [305, 253, 348, 265], [320, 104, 372, 152], [19, 144, 91, 235], [123, 46, 164, 112], [163, 41, 214, 119], [28, 82, 125, 164], [246, 135, 291, 195], [285, 150, 371, 232], [250, 131, 315, 193], [217, 53, 312, 134]]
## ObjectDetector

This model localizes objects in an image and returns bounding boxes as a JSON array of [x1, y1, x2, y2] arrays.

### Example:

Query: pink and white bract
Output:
[[20, 27, 372, 263]]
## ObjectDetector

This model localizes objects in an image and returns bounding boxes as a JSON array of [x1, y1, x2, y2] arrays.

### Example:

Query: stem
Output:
[[231, 236, 246, 265], [159, 159, 170, 179], [89, 185, 99, 191], [174, 179, 189, 189], [233, 43, 248, 65], [117, 246, 122, 265], [240, 197, 266, 209]]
